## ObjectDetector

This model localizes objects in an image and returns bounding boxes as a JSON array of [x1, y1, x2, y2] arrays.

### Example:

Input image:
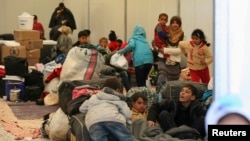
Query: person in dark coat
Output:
[[49, 2, 76, 32], [147, 84, 206, 137]]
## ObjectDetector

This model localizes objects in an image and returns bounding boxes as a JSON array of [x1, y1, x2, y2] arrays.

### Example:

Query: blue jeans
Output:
[[89, 121, 133, 141], [119, 71, 131, 92]]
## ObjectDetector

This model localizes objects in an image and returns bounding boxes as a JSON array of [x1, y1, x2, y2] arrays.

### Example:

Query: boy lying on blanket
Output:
[[79, 77, 133, 141]]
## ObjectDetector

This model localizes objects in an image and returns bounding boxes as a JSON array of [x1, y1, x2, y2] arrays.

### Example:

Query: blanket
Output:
[[69, 114, 204, 141], [131, 119, 203, 141]]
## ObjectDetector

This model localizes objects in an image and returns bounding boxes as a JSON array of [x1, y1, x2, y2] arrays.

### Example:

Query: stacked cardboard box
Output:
[[14, 30, 43, 65], [26, 49, 40, 66], [1, 45, 26, 63]]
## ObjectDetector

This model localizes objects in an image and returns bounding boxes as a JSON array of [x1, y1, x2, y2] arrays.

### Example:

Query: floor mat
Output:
[[7, 101, 59, 120]]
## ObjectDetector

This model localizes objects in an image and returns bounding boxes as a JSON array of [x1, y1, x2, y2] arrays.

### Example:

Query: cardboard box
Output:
[[26, 49, 40, 66], [27, 58, 39, 66], [14, 30, 40, 41], [26, 49, 40, 59], [1, 46, 26, 62], [19, 40, 43, 50]]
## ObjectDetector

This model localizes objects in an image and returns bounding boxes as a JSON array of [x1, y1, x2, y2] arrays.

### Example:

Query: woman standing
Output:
[[156, 16, 184, 90]]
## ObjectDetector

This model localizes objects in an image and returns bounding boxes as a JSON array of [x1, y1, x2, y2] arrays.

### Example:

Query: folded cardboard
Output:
[[18, 39, 43, 50], [26, 49, 40, 59], [27, 58, 39, 66], [26, 49, 40, 66], [1, 46, 26, 62], [14, 30, 40, 41]]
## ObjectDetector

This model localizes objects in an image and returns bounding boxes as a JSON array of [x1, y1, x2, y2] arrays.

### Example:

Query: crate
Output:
[[4, 79, 25, 101]]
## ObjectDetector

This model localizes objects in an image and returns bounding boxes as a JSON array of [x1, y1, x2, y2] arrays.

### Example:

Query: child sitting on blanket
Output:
[[147, 84, 206, 138], [79, 77, 133, 141], [131, 92, 148, 122]]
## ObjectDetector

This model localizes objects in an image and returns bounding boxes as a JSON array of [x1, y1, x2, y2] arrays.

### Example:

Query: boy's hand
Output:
[[147, 120, 156, 127]]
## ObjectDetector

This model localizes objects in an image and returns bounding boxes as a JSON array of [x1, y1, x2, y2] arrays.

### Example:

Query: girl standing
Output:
[[179, 29, 213, 84], [119, 25, 153, 87]]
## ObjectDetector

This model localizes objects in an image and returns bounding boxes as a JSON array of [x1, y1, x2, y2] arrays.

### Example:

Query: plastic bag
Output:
[[110, 52, 128, 70]]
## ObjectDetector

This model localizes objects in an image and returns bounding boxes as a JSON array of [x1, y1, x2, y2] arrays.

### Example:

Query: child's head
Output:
[[99, 37, 108, 47], [131, 92, 148, 113], [191, 29, 210, 46], [158, 13, 168, 25], [33, 15, 38, 23], [179, 84, 197, 103], [78, 29, 91, 45], [170, 16, 182, 31], [59, 25, 72, 35], [59, 2, 65, 10], [109, 30, 117, 41], [103, 77, 123, 93]]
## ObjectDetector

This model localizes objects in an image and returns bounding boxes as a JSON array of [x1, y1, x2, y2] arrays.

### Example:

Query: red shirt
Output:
[[108, 41, 120, 52], [33, 22, 45, 39], [154, 23, 169, 58]]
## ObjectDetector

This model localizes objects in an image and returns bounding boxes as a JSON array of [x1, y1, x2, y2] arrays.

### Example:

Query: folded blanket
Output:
[[131, 119, 203, 141], [100, 65, 116, 76]]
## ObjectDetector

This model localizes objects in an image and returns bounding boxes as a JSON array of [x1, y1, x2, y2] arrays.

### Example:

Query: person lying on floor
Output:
[[147, 84, 206, 138], [79, 77, 133, 141]]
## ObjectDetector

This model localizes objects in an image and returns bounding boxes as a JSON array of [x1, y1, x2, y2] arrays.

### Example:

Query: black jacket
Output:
[[147, 99, 205, 126], [49, 7, 76, 31]]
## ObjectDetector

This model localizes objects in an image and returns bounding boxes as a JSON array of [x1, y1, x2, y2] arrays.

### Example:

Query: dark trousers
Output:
[[119, 71, 131, 92], [158, 110, 206, 137], [134, 63, 152, 87]]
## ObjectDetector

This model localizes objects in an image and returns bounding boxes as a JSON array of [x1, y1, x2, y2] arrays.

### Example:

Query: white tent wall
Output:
[[88, 0, 125, 46], [0, 0, 213, 76], [180, 0, 214, 77], [0, 0, 213, 44], [126, 0, 178, 43], [63, 0, 89, 44], [0, 0, 62, 39]]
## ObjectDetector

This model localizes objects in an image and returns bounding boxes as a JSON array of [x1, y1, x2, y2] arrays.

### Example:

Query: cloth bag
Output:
[[45, 108, 70, 141], [44, 91, 59, 106], [59, 46, 105, 86], [110, 52, 128, 70]]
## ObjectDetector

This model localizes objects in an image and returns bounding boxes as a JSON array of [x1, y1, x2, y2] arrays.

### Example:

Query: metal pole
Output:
[[124, 0, 127, 42]]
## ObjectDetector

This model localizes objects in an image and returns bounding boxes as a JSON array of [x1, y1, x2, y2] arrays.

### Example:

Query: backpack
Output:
[[58, 77, 116, 114], [4, 56, 28, 77], [67, 94, 91, 117], [69, 113, 92, 141], [24, 69, 44, 101]]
